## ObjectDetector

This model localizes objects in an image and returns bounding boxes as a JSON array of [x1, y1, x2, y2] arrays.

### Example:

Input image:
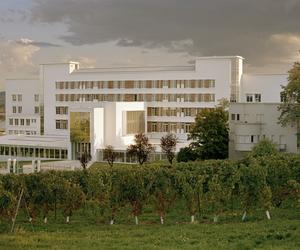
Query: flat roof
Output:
[[73, 65, 195, 74], [0, 135, 69, 148]]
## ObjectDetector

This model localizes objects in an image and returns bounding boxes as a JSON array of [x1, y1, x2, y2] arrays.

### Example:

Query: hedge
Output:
[[0, 154, 299, 225]]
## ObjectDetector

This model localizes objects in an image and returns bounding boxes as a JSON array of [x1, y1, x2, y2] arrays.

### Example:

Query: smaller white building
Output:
[[229, 103, 298, 159]]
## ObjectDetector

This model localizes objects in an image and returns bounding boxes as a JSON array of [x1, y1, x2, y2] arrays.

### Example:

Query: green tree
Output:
[[103, 145, 117, 167], [278, 62, 300, 127], [176, 147, 198, 162], [78, 150, 91, 170], [127, 133, 155, 165], [160, 133, 177, 165], [189, 107, 229, 160], [248, 139, 278, 158]]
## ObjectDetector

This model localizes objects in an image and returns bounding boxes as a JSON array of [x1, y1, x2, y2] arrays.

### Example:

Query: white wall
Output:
[[241, 74, 288, 103], [5, 79, 41, 135], [229, 103, 297, 159]]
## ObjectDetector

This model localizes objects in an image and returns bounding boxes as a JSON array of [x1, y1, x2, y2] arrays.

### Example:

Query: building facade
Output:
[[0, 55, 296, 161]]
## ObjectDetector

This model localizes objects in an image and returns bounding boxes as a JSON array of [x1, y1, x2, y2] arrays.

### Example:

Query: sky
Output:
[[0, 0, 300, 89]]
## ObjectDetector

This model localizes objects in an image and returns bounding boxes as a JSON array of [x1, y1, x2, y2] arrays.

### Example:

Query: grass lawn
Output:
[[0, 205, 299, 249]]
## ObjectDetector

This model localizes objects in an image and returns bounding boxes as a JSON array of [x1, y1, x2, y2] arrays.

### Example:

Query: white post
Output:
[[191, 215, 195, 223], [213, 215, 218, 223], [7, 158, 11, 173], [44, 217, 47, 224], [32, 160, 36, 173], [266, 210, 271, 220], [37, 160, 41, 172], [135, 216, 139, 225], [110, 219, 114, 225], [66, 216, 70, 223], [242, 211, 247, 221], [160, 215, 164, 225], [12, 159, 17, 173]]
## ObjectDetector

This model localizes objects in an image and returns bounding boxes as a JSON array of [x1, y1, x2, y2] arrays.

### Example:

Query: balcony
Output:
[[235, 142, 287, 152]]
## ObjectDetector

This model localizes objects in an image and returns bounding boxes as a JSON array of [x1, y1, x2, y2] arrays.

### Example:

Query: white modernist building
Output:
[[0, 55, 295, 162]]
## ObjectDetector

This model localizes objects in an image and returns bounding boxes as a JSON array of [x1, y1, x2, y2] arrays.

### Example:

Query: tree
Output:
[[248, 139, 278, 158], [176, 147, 198, 162], [189, 107, 229, 160], [127, 133, 155, 165], [160, 133, 177, 165], [78, 150, 91, 170], [103, 145, 117, 167], [278, 61, 300, 127]]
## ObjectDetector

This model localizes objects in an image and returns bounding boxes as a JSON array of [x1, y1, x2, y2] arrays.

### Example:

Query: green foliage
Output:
[[248, 139, 278, 158], [160, 133, 177, 165], [103, 145, 117, 167], [127, 133, 155, 165], [278, 62, 300, 126], [176, 147, 198, 162], [0, 154, 299, 225], [0, 180, 16, 220], [189, 107, 229, 160]]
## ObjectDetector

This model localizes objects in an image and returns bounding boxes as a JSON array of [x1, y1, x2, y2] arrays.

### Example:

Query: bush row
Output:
[[0, 154, 299, 225]]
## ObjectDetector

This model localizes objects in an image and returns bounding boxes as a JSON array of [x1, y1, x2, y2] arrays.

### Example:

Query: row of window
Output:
[[8, 118, 37, 126], [147, 107, 213, 117], [230, 113, 264, 123], [56, 80, 216, 90], [8, 130, 37, 135], [147, 122, 192, 133], [236, 134, 278, 144], [12, 106, 40, 114], [12, 94, 39, 102], [0, 145, 68, 159], [55, 94, 215, 103], [246, 93, 261, 103], [98, 150, 167, 163]]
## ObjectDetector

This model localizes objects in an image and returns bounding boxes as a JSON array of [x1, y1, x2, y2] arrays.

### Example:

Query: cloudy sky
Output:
[[0, 0, 300, 89]]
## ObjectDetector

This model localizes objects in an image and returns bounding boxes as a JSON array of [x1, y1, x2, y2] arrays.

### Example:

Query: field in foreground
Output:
[[0, 208, 299, 250]]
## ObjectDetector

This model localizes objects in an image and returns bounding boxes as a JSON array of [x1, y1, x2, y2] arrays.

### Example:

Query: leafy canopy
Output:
[[278, 62, 300, 126], [189, 106, 229, 160], [160, 133, 177, 165], [248, 139, 278, 158]]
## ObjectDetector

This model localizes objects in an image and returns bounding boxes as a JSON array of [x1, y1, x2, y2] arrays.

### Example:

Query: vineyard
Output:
[[0, 154, 299, 227]]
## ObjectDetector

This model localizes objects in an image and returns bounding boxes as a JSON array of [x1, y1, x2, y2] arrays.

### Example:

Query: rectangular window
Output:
[[280, 92, 285, 102], [34, 106, 39, 114], [255, 94, 261, 102], [56, 106, 68, 115], [12, 95, 17, 102], [34, 94, 39, 102], [12, 106, 16, 113], [237, 114, 240, 121], [18, 106, 22, 113], [56, 119, 68, 130], [126, 111, 145, 134], [26, 119, 30, 126], [21, 119, 24, 126], [18, 94, 22, 102], [15, 119, 19, 126], [246, 94, 253, 103], [231, 114, 236, 121], [9, 118, 13, 125]]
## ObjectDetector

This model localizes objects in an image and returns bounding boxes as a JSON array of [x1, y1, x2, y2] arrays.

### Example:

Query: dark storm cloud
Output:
[[30, 0, 300, 66]]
